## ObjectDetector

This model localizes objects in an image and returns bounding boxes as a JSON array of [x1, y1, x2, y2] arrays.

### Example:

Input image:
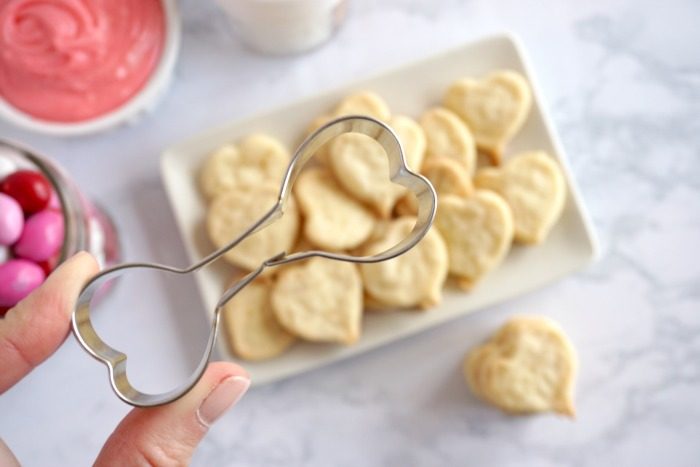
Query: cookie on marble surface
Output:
[[222, 277, 296, 361], [206, 184, 299, 270], [474, 151, 565, 244], [360, 217, 449, 309], [444, 70, 532, 164], [464, 315, 577, 417], [199, 133, 289, 200], [434, 191, 513, 289], [272, 258, 363, 344]]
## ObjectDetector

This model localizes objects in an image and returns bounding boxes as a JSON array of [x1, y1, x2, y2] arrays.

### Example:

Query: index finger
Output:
[[0, 252, 98, 393]]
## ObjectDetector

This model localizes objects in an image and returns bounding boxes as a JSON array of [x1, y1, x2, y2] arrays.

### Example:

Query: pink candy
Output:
[[0, 192, 23, 245], [48, 190, 61, 210], [0, 259, 46, 307], [0, 166, 65, 309], [14, 210, 64, 262]]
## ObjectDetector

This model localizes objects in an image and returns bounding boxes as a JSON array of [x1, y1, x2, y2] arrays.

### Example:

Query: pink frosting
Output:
[[0, 0, 165, 122]]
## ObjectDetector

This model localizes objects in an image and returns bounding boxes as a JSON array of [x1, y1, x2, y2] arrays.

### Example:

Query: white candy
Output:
[[0, 245, 10, 263], [0, 154, 17, 180]]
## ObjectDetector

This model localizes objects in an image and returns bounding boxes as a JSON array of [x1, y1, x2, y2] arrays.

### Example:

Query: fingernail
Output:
[[197, 375, 250, 428]]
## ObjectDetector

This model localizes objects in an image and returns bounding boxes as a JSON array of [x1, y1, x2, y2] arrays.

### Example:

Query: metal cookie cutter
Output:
[[72, 115, 438, 407]]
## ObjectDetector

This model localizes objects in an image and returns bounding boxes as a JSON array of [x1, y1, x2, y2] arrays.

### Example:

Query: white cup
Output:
[[217, 0, 347, 55], [0, 0, 181, 137]]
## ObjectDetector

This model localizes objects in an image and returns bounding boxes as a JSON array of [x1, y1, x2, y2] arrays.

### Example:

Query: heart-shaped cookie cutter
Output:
[[72, 115, 437, 407]]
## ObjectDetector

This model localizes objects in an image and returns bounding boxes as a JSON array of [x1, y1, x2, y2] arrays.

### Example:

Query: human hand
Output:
[[0, 252, 250, 466]]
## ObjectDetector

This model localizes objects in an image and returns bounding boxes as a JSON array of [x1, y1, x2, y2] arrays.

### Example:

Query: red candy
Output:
[[0, 306, 9, 317], [0, 170, 52, 215]]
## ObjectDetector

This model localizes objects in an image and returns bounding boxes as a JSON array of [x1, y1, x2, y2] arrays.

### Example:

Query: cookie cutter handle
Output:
[[72, 261, 272, 407], [72, 115, 437, 407], [275, 115, 437, 266]]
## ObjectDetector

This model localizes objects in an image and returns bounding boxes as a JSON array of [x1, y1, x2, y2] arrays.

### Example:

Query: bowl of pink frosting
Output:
[[0, 0, 180, 136]]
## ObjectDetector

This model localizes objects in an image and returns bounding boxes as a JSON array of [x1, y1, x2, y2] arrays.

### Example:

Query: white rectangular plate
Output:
[[160, 34, 598, 386]]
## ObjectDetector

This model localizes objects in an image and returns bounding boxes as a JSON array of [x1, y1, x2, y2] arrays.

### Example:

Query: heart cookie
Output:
[[328, 132, 407, 217], [464, 316, 577, 417], [474, 151, 565, 244], [420, 107, 476, 176], [421, 157, 473, 197], [444, 70, 532, 164], [222, 277, 296, 361], [206, 184, 300, 270], [434, 191, 513, 290], [199, 133, 289, 200], [360, 217, 448, 309], [390, 115, 426, 172], [306, 114, 333, 135], [334, 91, 391, 121], [272, 258, 363, 344], [301, 114, 334, 165], [395, 157, 473, 216], [303, 92, 391, 166], [295, 167, 376, 250]]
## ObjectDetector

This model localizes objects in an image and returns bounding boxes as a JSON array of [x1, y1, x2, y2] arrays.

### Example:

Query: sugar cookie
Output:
[[328, 133, 406, 218], [390, 115, 426, 172], [398, 155, 474, 216], [222, 277, 296, 361], [302, 114, 334, 164], [422, 157, 473, 197], [393, 194, 418, 217], [360, 217, 448, 309], [199, 134, 289, 200], [206, 184, 299, 270], [295, 167, 376, 250], [334, 91, 391, 121], [420, 107, 476, 175], [444, 70, 532, 164], [474, 151, 565, 244], [363, 293, 396, 312], [272, 258, 363, 344], [306, 114, 333, 135], [464, 316, 577, 417], [434, 192, 513, 289]]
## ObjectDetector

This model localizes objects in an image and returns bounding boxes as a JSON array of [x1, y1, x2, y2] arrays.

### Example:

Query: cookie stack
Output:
[[198, 70, 568, 363]]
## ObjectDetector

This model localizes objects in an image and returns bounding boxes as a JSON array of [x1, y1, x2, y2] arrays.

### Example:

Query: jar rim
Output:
[[0, 139, 77, 265]]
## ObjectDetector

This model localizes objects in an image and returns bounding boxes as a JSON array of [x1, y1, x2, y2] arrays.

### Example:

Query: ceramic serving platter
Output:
[[160, 34, 598, 386]]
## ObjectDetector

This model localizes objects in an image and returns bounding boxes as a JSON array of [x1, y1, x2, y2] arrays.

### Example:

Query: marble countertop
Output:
[[1, 0, 699, 465]]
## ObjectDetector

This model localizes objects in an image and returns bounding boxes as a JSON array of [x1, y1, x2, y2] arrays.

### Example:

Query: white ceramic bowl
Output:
[[0, 0, 181, 137]]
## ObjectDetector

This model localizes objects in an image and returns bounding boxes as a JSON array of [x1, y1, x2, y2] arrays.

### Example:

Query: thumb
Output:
[[95, 362, 250, 466]]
